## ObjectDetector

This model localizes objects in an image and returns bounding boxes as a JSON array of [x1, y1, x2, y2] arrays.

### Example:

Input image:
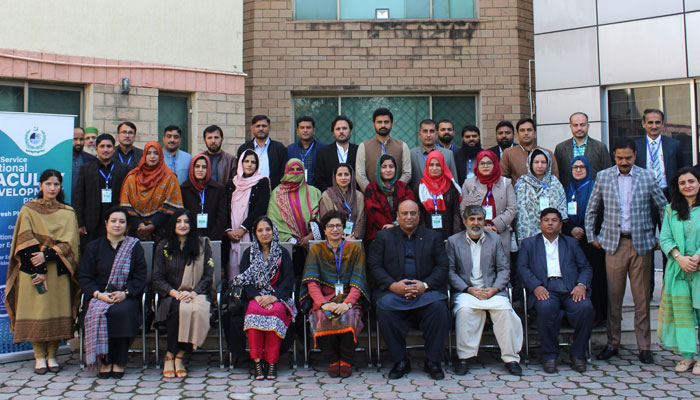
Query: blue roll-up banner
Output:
[[0, 112, 74, 358]]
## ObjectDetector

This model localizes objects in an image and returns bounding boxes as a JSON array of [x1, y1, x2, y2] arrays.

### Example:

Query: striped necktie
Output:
[[650, 141, 663, 187]]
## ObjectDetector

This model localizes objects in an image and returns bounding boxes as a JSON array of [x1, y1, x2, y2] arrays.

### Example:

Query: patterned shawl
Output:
[[363, 180, 415, 241], [232, 225, 284, 295]]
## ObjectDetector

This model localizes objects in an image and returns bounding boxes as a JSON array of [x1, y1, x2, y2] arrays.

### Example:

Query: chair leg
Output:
[[523, 288, 529, 365], [142, 294, 147, 369], [154, 325, 160, 366], [217, 294, 224, 369], [447, 324, 453, 367], [366, 311, 373, 368], [303, 315, 309, 368], [79, 325, 85, 369], [376, 317, 382, 368]]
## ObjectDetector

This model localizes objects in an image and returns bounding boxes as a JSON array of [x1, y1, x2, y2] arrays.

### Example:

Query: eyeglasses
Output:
[[326, 224, 344, 230], [478, 161, 493, 167], [572, 165, 586, 170]]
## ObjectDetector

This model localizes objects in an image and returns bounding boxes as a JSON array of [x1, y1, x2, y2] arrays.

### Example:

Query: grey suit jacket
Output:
[[446, 230, 510, 300], [409, 146, 458, 190], [554, 136, 612, 187]]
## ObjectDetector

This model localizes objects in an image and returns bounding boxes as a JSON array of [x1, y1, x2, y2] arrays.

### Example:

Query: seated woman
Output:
[[417, 150, 462, 239], [181, 154, 228, 241], [153, 209, 214, 379], [79, 206, 147, 378], [319, 163, 366, 240], [232, 216, 296, 380], [300, 211, 369, 378], [364, 154, 415, 242], [6, 169, 80, 374], [120, 141, 183, 241]]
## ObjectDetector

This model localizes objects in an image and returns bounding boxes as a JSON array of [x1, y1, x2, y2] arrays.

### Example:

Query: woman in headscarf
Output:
[[180, 154, 228, 241], [120, 141, 183, 241], [417, 150, 462, 240], [233, 216, 296, 380], [364, 154, 415, 242], [319, 163, 366, 240], [300, 211, 370, 378], [225, 149, 270, 278], [514, 149, 567, 244], [152, 209, 214, 379], [5, 169, 80, 374], [460, 150, 516, 252], [563, 156, 607, 324]]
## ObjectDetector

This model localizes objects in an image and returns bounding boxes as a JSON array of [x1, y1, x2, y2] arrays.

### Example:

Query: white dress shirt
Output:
[[254, 137, 271, 178], [543, 235, 562, 278], [616, 167, 634, 233], [467, 232, 486, 288]]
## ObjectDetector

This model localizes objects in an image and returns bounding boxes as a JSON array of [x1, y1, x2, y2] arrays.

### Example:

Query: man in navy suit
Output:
[[517, 208, 593, 373]]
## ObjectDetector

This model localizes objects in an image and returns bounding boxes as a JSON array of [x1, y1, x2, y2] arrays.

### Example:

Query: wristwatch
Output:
[[124, 289, 130, 298], [423, 282, 429, 290], [345, 302, 353, 309]]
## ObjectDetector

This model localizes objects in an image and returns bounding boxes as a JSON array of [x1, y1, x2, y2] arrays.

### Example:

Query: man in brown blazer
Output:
[[500, 118, 559, 184]]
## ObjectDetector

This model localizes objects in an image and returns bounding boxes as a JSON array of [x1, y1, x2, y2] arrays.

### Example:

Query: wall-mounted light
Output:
[[375, 8, 389, 20], [120, 77, 131, 94]]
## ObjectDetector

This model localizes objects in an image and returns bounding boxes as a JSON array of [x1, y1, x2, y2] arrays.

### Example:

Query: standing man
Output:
[[161, 125, 192, 184], [71, 127, 96, 201], [500, 118, 559, 183], [453, 125, 483, 185], [368, 200, 450, 380], [586, 138, 667, 364], [487, 121, 515, 160], [355, 108, 411, 191], [201, 124, 237, 186], [436, 119, 457, 151], [83, 126, 98, 155], [287, 116, 326, 187], [554, 112, 612, 187], [314, 115, 359, 192], [409, 119, 458, 190], [237, 115, 287, 189], [114, 121, 143, 172]]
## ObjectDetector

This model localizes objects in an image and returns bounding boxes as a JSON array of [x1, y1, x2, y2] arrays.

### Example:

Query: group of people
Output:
[[5, 106, 700, 382]]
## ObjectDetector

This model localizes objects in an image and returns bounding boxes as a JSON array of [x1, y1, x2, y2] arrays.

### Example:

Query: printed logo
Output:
[[0, 285, 7, 318], [25, 126, 47, 154]]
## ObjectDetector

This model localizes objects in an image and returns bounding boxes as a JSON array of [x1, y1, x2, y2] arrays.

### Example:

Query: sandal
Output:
[[162, 355, 175, 379], [253, 361, 265, 380], [693, 360, 700, 376], [266, 363, 277, 380], [175, 354, 187, 378], [675, 358, 694, 373]]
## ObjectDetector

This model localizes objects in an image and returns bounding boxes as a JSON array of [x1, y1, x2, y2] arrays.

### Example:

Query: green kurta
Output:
[[659, 205, 700, 355]]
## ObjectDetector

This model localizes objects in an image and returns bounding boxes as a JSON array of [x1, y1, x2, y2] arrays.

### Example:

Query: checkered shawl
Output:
[[84, 236, 138, 367]]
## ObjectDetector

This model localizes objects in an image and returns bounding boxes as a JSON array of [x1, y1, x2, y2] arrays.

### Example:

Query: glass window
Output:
[[433, 0, 475, 19], [0, 85, 24, 112], [28, 87, 81, 127], [432, 96, 478, 147], [296, 0, 473, 20], [293, 97, 339, 144], [158, 93, 189, 152], [295, 0, 336, 20]]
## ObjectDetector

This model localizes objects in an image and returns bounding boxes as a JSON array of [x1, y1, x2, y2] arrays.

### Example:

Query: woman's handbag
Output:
[[222, 282, 246, 316]]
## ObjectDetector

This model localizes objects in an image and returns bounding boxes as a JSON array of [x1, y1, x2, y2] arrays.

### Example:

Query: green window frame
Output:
[[294, 0, 475, 20], [158, 92, 190, 152], [0, 81, 82, 127]]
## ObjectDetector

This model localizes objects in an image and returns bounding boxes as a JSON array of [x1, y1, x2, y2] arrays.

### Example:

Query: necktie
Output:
[[651, 141, 663, 187]]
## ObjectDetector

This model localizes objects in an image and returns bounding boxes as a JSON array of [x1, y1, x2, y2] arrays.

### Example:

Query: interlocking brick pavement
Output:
[[1, 344, 698, 399]]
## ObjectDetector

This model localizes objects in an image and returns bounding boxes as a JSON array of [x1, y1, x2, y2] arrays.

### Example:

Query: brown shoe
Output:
[[570, 357, 587, 373], [339, 361, 352, 378], [328, 361, 340, 378]]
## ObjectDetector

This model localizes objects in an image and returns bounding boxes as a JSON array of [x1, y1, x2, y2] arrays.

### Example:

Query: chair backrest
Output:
[[210, 240, 222, 290], [141, 240, 154, 282], [239, 241, 294, 261]]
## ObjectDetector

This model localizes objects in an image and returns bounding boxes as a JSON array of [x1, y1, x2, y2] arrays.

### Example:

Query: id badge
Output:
[[344, 221, 354, 235], [197, 213, 208, 228], [467, 171, 475, 179], [335, 282, 344, 296], [483, 205, 494, 220], [539, 197, 550, 210], [101, 189, 112, 203], [567, 201, 577, 215], [304, 169, 308, 182], [431, 214, 443, 229]]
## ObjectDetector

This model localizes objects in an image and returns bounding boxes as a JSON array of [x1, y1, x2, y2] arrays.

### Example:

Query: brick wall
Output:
[[243, 0, 534, 146]]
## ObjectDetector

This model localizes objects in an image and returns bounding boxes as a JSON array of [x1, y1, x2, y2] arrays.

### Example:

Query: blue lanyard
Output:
[[483, 189, 493, 206], [538, 181, 549, 192], [300, 142, 315, 163], [332, 240, 345, 282], [118, 152, 133, 166], [99, 164, 114, 189], [432, 195, 439, 215], [198, 187, 206, 212], [468, 159, 472, 172], [169, 153, 176, 171], [380, 142, 387, 154], [336, 145, 348, 163], [343, 199, 352, 219], [646, 137, 660, 163], [568, 181, 590, 202]]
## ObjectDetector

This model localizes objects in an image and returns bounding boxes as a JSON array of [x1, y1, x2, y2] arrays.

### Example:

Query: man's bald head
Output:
[[398, 200, 419, 234]]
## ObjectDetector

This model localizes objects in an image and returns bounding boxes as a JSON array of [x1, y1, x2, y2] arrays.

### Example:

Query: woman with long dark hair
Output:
[[153, 208, 214, 378], [5, 169, 80, 374], [364, 154, 415, 242], [319, 163, 366, 240], [181, 154, 228, 241]]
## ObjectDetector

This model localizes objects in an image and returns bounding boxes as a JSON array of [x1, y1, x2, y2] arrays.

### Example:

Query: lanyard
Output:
[[118, 151, 133, 166], [336, 145, 348, 163], [380, 142, 387, 154], [538, 181, 549, 193], [569, 180, 590, 202], [432, 194, 439, 214], [99, 164, 114, 189], [468, 159, 472, 172], [646, 137, 660, 163], [343, 199, 352, 219], [332, 240, 345, 282], [300, 142, 315, 163], [483, 189, 493, 206], [199, 187, 206, 212]]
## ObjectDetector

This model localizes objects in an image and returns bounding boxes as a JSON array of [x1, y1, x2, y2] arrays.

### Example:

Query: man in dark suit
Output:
[[71, 127, 96, 201], [368, 200, 450, 380], [237, 115, 287, 189], [453, 125, 483, 185], [74, 133, 128, 247], [487, 120, 515, 161], [518, 208, 594, 373], [314, 115, 358, 192], [554, 112, 612, 187], [114, 121, 143, 172]]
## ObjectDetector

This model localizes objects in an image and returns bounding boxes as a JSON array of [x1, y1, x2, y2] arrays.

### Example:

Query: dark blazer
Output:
[[634, 135, 684, 187], [314, 142, 359, 192], [517, 233, 592, 309], [453, 146, 479, 186], [225, 179, 271, 232], [74, 160, 128, 233], [487, 144, 513, 161], [554, 136, 612, 187], [181, 179, 229, 240], [115, 147, 143, 172], [368, 225, 448, 299], [237, 139, 287, 190], [239, 246, 294, 301]]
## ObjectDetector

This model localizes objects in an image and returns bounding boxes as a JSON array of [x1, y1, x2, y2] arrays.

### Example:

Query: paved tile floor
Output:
[[1, 344, 699, 399]]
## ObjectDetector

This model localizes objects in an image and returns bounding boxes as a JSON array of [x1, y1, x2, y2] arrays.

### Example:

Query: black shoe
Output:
[[266, 363, 277, 380], [639, 350, 654, 364], [505, 361, 522, 376], [453, 359, 469, 375], [543, 359, 557, 373], [596, 345, 619, 360], [570, 357, 587, 372], [111, 369, 124, 379], [388, 359, 411, 380], [423, 361, 445, 380], [97, 371, 111, 379]]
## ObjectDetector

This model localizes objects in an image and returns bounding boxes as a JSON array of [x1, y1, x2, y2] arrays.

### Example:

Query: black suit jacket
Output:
[[74, 160, 128, 233], [368, 225, 448, 300], [634, 136, 684, 186], [313, 142, 358, 192], [237, 139, 287, 190]]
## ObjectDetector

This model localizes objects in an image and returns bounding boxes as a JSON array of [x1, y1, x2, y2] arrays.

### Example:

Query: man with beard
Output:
[[500, 118, 559, 183], [356, 108, 411, 191], [487, 121, 516, 160], [409, 119, 457, 190], [114, 121, 143, 171], [161, 125, 192, 184], [287, 116, 326, 187], [554, 112, 612, 187], [201, 124, 237, 186], [436, 120, 457, 151], [83, 126, 98, 155], [453, 125, 483, 185], [314, 115, 359, 192], [71, 127, 96, 201], [237, 115, 288, 189]]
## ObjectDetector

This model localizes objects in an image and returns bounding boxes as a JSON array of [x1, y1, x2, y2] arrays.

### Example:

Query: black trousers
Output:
[[376, 300, 450, 364], [317, 332, 356, 364], [106, 338, 131, 365], [165, 299, 194, 355]]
